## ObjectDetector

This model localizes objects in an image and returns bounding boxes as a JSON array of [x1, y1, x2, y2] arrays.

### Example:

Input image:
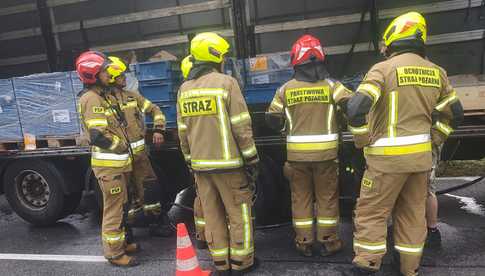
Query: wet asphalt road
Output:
[[0, 177, 485, 276]]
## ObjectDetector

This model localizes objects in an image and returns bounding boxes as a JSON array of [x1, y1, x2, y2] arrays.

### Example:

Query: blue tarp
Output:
[[13, 72, 80, 138], [0, 79, 23, 141]]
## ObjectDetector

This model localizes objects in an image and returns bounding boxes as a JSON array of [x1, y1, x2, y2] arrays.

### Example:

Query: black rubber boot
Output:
[[425, 227, 442, 248], [195, 239, 208, 249], [231, 257, 260, 275]]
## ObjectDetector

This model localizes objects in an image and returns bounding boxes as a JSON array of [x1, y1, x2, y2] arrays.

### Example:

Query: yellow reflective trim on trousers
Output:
[[358, 83, 381, 103], [327, 104, 334, 134], [231, 246, 254, 256], [230, 112, 251, 125], [242, 144, 257, 158], [436, 91, 458, 111], [142, 99, 152, 112], [388, 91, 398, 138], [210, 247, 229, 257], [364, 142, 431, 156], [293, 218, 314, 228], [108, 135, 121, 151], [284, 107, 293, 131], [287, 141, 338, 151], [434, 121, 453, 136], [242, 203, 251, 253], [394, 243, 424, 255], [349, 125, 369, 134], [86, 118, 108, 128], [217, 96, 230, 160], [354, 239, 386, 252], [317, 217, 338, 227], [102, 232, 125, 244]]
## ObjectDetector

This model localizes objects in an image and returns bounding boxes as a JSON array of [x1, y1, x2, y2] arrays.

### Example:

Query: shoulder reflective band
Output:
[[327, 104, 334, 134], [353, 239, 386, 252], [86, 118, 108, 128], [365, 142, 431, 156], [371, 134, 430, 147], [210, 247, 229, 257], [287, 134, 338, 143], [349, 125, 369, 135], [317, 217, 338, 227], [191, 159, 243, 169], [121, 101, 137, 110], [130, 139, 145, 154], [287, 141, 338, 151], [180, 88, 228, 99], [141, 99, 152, 112], [176, 256, 200, 271], [284, 108, 293, 131], [394, 244, 424, 255], [102, 232, 125, 244], [435, 91, 458, 111], [293, 218, 314, 228], [434, 121, 453, 136], [230, 112, 251, 125], [388, 91, 398, 138], [285, 86, 330, 106], [357, 83, 381, 103], [179, 96, 218, 117], [242, 144, 257, 158], [396, 66, 441, 88], [108, 135, 121, 151]]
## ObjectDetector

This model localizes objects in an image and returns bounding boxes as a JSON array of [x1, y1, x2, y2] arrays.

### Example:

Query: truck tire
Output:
[[3, 159, 66, 226]]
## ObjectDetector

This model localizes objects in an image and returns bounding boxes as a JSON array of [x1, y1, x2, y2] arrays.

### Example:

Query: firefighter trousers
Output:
[[353, 165, 427, 276], [194, 169, 254, 271], [284, 160, 341, 252], [128, 152, 162, 223], [194, 195, 206, 242], [97, 172, 131, 259]]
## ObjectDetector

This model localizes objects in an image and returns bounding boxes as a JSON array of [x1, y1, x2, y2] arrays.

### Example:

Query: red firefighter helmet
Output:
[[75, 51, 107, 84], [290, 34, 325, 66]]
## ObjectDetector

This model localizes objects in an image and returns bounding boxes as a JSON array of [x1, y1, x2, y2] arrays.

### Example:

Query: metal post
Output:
[[36, 0, 58, 71], [231, 0, 249, 59]]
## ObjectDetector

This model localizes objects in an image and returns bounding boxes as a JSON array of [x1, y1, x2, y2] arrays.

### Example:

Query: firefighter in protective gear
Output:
[[106, 56, 174, 237], [267, 35, 352, 257], [76, 51, 139, 267], [346, 12, 464, 275], [181, 55, 208, 248], [177, 32, 259, 275]]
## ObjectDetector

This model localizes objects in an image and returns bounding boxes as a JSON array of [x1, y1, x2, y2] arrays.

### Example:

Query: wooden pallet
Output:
[[0, 136, 84, 151]]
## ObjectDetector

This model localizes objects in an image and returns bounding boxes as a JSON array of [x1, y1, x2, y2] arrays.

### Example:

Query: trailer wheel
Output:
[[3, 159, 65, 226]]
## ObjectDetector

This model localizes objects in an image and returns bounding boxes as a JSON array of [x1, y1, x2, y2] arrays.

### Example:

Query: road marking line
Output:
[[0, 254, 106, 262]]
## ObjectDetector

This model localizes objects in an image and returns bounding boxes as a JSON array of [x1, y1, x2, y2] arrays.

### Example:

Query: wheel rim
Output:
[[15, 170, 50, 211]]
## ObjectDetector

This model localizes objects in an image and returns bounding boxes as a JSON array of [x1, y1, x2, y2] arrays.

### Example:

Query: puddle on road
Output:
[[444, 193, 485, 216]]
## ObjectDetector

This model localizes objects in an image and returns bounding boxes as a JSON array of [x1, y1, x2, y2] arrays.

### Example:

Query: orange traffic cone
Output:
[[175, 223, 211, 276]]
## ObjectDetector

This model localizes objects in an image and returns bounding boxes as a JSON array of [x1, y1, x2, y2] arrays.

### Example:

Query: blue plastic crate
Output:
[[244, 84, 280, 105], [144, 100, 177, 129], [139, 80, 176, 102], [0, 79, 23, 141], [134, 61, 173, 81], [13, 72, 80, 138]]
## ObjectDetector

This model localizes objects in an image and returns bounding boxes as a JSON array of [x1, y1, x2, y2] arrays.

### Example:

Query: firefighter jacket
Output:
[[176, 70, 259, 171], [347, 52, 463, 173], [78, 86, 132, 176], [268, 79, 353, 162], [110, 87, 166, 155]]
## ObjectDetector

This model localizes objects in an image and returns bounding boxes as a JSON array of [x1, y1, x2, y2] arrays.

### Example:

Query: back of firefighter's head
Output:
[[190, 32, 230, 71], [107, 56, 127, 88], [75, 51, 111, 86], [381, 11, 427, 58], [181, 55, 194, 80], [290, 34, 325, 67]]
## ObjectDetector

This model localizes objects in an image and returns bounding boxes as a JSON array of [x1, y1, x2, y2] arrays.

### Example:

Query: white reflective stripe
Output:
[[177, 235, 192, 249], [284, 107, 293, 131], [354, 242, 386, 251], [294, 220, 313, 226], [210, 248, 229, 257], [317, 218, 338, 225], [358, 83, 380, 101], [436, 92, 458, 111], [92, 152, 130, 161], [191, 159, 243, 166], [394, 245, 423, 254], [217, 96, 230, 160], [370, 134, 430, 147], [180, 88, 227, 99], [287, 134, 338, 143], [242, 203, 251, 252], [389, 91, 398, 138], [327, 104, 334, 134], [130, 139, 145, 149], [176, 256, 199, 271], [230, 112, 251, 125], [242, 145, 257, 158]]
